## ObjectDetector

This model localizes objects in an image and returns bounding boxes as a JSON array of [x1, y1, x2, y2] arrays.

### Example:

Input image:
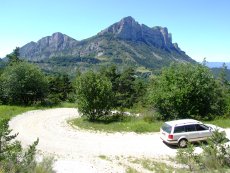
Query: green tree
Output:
[[6, 47, 21, 65], [100, 66, 146, 109], [115, 68, 136, 108], [0, 62, 48, 105], [75, 71, 114, 121], [0, 119, 38, 172], [48, 74, 74, 104], [218, 63, 230, 116], [148, 63, 226, 120]]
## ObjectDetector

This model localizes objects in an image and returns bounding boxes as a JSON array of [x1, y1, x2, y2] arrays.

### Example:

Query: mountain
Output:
[[206, 62, 230, 69], [20, 32, 79, 61], [18, 16, 195, 73]]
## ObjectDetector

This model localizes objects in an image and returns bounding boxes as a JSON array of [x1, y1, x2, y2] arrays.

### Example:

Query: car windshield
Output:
[[161, 123, 172, 133]]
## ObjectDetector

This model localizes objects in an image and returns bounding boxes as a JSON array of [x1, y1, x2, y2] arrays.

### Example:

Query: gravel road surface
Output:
[[9, 108, 230, 173]]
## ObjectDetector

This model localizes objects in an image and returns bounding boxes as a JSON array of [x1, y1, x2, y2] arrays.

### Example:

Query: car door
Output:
[[196, 124, 211, 140], [184, 124, 199, 142]]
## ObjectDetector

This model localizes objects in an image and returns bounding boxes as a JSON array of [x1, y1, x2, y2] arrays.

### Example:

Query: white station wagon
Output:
[[160, 119, 224, 147]]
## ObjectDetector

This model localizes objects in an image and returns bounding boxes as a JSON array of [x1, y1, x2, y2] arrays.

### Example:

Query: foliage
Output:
[[33, 157, 55, 173], [0, 118, 55, 173], [0, 119, 34, 172], [0, 62, 48, 105], [211, 67, 230, 81], [47, 74, 74, 105], [177, 130, 230, 172], [75, 71, 114, 121], [100, 66, 147, 108], [6, 47, 22, 65], [147, 63, 226, 120], [216, 63, 230, 116]]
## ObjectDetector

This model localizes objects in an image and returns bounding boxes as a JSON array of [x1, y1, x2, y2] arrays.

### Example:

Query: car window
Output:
[[161, 123, 172, 133], [185, 125, 196, 132], [174, 126, 185, 133], [196, 124, 209, 131]]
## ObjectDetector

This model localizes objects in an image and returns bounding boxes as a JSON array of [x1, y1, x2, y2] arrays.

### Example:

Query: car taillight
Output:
[[168, 134, 173, 139]]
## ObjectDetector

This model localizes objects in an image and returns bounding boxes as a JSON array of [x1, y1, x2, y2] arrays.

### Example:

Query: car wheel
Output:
[[178, 139, 187, 148]]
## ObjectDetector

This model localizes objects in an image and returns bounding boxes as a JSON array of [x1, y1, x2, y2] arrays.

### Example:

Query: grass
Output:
[[0, 102, 77, 120], [70, 116, 163, 133], [56, 102, 76, 108], [98, 155, 108, 160], [70, 112, 230, 133], [205, 118, 230, 128], [0, 105, 39, 119]]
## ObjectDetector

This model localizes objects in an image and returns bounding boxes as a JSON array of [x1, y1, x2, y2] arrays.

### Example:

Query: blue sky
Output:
[[0, 0, 229, 62]]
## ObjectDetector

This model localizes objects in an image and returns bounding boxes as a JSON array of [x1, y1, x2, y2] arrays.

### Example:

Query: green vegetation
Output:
[[177, 130, 230, 172], [6, 47, 21, 65], [0, 105, 38, 119], [0, 119, 54, 173], [75, 71, 114, 121], [98, 155, 108, 160], [0, 48, 230, 135], [47, 74, 75, 105], [70, 62, 230, 132], [70, 115, 230, 133], [147, 63, 226, 120], [75, 66, 147, 122], [0, 49, 75, 107], [0, 61, 48, 105], [70, 115, 162, 133], [204, 118, 230, 128], [100, 66, 147, 108]]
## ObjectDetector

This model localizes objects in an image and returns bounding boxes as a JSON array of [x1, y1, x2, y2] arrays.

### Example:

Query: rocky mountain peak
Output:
[[98, 16, 142, 40], [17, 16, 194, 67], [19, 32, 78, 60], [98, 16, 180, 51]]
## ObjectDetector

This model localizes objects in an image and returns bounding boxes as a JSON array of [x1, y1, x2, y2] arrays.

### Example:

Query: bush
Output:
[[0, 62, 48, 105], [75, 71, 114, 121], [177, 130, 230, 172], [148, 63, 226, 120]]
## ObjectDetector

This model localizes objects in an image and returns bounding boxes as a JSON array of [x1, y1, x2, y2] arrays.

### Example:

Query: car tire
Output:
[[178, 139, 187, 148]]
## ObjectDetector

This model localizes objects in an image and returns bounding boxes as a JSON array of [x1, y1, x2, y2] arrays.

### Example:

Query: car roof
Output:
[[165, 119, 201, 126]]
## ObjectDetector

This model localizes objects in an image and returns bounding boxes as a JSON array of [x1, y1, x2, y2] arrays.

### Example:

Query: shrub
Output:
[[177, 130, 230, 172], [148, 63, 226, 120], [0, 62, 48, 105], [75, 71, 114, 121]]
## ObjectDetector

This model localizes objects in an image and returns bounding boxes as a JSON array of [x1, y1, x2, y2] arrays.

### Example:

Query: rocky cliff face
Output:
[[20, 32, 78, 60], [17, 16, 195, 71], [98, 16, 179, 51]]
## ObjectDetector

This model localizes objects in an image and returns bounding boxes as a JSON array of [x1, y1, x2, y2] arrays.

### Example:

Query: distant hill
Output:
[[206, 62, 230, 69], [17, 16, 195, 73], [211, 68, 230, 81]]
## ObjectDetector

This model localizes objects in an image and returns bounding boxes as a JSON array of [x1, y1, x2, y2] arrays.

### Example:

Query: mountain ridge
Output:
[[18, 16, 195, 73]]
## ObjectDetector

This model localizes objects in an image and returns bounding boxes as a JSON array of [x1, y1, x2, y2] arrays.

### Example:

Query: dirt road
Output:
[[9, 108, 230, 173]]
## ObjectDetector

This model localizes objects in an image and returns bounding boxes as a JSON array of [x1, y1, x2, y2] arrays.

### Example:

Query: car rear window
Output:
[[161, 123, 172, 133]]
